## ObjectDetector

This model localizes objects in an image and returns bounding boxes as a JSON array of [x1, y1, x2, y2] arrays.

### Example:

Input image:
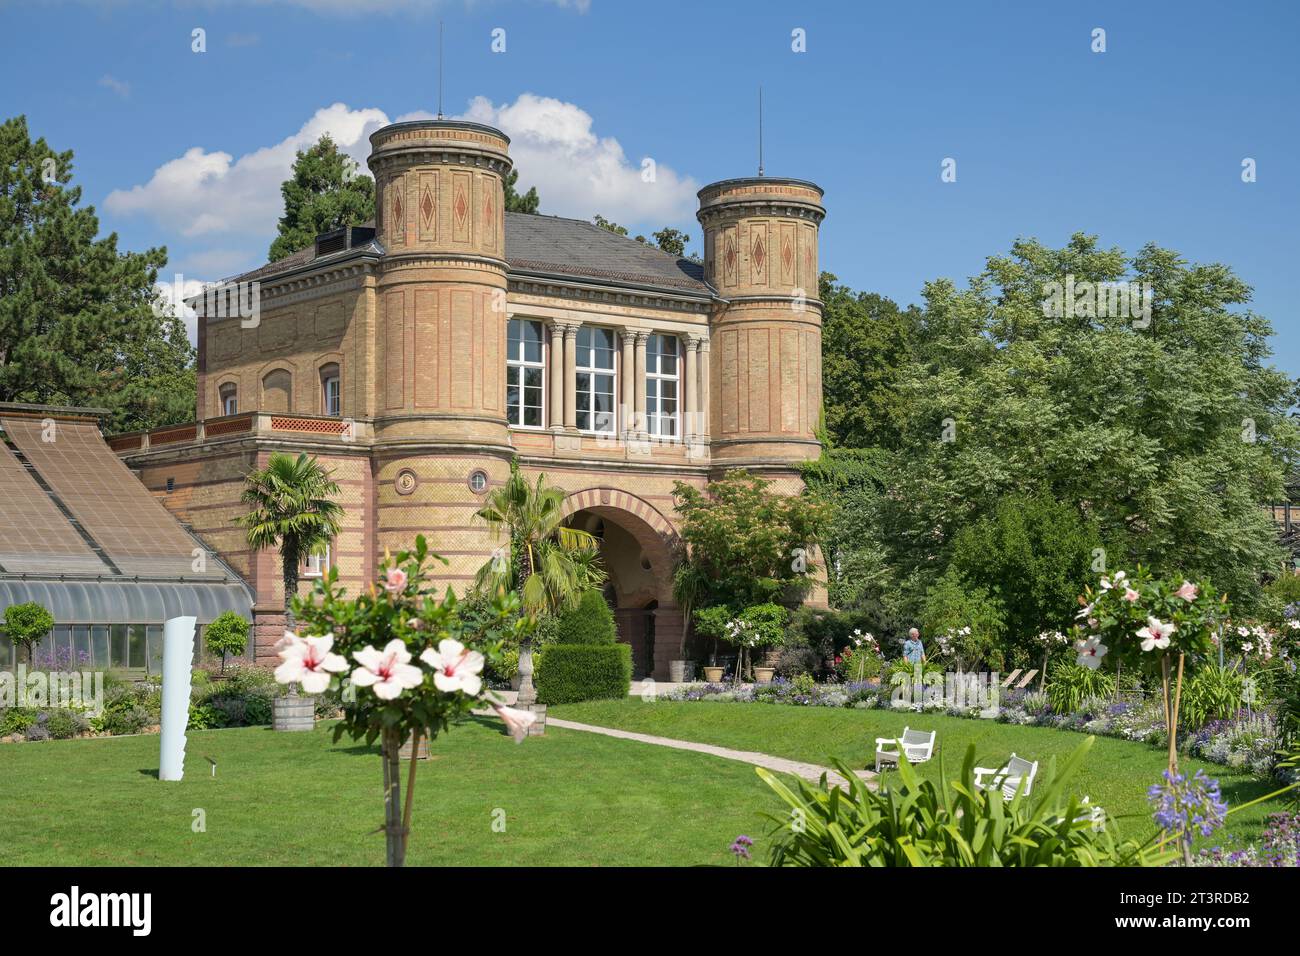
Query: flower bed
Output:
[[661, 677, 1295, 784], [0, 662, 302, 742]]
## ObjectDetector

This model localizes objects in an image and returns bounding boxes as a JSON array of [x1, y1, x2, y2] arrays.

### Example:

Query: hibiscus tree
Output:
[[1075, 567, 1225, 775], [282, 535, 536, 866]]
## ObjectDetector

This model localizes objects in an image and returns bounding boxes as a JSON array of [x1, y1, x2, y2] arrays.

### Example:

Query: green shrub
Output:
[[1181, 664, 1246, 729], [205, 611, 249, 671], [776, 645, 820, 679], [1265, 573, 1300, 608], [536, 643, 631, 705], [314, 685, 345, 719], [552, 590, 617, 645], [791, 607, 880, 667], [758, 737, 1173, 867], [45, 709, 85, 740], [1280, 671, 1300, 748], [92, 688, 150, 736], [0, 708, 37, 736], [188, 702, 224, 730], [888, 658, 944, 683], [486, 647, 519, 687], [1047, 663, 1116, 714]]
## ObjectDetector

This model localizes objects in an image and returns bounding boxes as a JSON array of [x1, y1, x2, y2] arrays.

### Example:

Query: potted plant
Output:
[[730, 603, 788, 684], [693, 605, 731, 682]]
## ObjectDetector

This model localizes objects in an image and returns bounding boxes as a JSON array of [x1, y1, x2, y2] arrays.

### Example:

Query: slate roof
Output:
[[219, 213, 713, 297], [503, 213, 711, 295]]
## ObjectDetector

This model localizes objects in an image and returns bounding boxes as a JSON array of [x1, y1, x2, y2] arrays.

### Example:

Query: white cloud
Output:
[[99, 74, 130, 98], [104, 102, 388, 237], [460, 93, 697, 225], [107, 92, 694, 319]]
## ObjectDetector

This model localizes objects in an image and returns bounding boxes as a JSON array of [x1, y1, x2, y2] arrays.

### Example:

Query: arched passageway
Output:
[[563, 489, 682, 681]]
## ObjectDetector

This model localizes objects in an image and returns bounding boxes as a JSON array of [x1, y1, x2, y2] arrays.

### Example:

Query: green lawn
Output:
[[551, 699, 1288, 849], [4, 702, 1288, 865], [0, 717, 773, 866]]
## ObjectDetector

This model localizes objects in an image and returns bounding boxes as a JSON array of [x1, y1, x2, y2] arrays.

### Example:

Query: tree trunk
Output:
[[382, 728, 404, 867], [282, 543, 300, 628]]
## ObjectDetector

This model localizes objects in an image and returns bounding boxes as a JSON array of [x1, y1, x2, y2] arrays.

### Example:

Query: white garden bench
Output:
[[973, 753, 1039, 799], [874, 727, 936, 772]]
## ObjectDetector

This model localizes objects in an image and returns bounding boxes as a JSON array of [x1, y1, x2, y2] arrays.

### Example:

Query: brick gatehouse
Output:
[[110, 118, 827, 679]]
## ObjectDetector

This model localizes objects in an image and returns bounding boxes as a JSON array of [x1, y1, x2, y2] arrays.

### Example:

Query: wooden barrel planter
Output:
[[273, 695, 316, 732], [398, 735, 430, 760]]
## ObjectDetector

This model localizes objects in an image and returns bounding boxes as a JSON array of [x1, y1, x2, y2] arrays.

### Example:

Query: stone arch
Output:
[[561, 487, 683, 681]]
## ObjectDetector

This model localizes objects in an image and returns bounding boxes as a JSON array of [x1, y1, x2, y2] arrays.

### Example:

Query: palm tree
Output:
[[237, 452, 344, 625], [473, 462, 604, 617], [473, 462, 604, 707]]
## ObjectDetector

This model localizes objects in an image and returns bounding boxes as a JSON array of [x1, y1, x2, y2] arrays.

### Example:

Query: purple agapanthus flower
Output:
[[1148, 768, 1229, 840]]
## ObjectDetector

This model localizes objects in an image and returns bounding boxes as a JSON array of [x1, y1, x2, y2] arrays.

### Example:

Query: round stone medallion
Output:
[[395, 468, 419, 496]]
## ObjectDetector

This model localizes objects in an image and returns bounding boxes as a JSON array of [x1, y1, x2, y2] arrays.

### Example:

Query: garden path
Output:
[[546, 717, 878, 790]]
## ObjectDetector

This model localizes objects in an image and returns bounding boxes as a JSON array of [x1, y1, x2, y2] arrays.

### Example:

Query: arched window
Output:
[[261, 369, 292, 413], [218, 382, 238, 416], [320, 363, 341, 417]]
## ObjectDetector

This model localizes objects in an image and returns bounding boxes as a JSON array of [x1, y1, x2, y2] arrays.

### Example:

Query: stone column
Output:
[[698, 335, 711, 439], [620, 329, 637, 438], [548, 322, 565, 430], [633, 331, 649, 437], [684, 335, 701, 441], [563, 324, 579, 431]]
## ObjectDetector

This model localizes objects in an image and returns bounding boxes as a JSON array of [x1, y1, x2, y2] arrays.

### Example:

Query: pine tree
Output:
[[268, 134, 375, 262], [503, 168, 540, 214], [0, 114, 193, 432]]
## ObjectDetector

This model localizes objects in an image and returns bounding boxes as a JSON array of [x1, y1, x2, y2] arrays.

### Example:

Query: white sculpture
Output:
[[158, 615, 196, 781]]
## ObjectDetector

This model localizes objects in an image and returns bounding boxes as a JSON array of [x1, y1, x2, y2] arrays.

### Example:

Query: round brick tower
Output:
[[367, 120, 514, 583], [696, 177, 825, 469]]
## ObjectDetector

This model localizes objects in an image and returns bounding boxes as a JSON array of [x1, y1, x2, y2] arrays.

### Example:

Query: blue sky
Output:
[[2, 0, 1297, 375]]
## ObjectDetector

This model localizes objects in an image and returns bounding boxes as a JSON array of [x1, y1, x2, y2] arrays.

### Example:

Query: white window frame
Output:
[[302, 542, 331, 578], [322, 372, 341, 417], [575, 325, 617, 435], [221, 387, 238, 416], [645, 333, 680, 439], [506, 318, 546, 429]]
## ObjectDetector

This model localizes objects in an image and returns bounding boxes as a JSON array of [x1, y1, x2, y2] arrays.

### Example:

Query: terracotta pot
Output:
[[754, 667, 776, 683], [702, 666, 725, 682]]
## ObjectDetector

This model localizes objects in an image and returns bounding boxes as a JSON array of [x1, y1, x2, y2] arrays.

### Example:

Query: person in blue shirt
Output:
[[901, 627, 925, 664]]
